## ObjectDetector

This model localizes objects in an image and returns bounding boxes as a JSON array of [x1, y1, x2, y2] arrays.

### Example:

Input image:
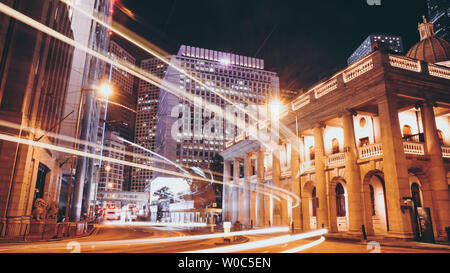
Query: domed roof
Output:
[[406, 36, 450, 63], [406, 15, 450, 63]]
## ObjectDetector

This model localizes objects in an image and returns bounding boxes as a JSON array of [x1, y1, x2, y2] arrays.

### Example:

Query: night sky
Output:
[[113, 0, 428, 91]]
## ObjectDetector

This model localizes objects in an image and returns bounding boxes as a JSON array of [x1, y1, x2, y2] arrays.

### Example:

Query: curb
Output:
[[325, 235, 450, 251]]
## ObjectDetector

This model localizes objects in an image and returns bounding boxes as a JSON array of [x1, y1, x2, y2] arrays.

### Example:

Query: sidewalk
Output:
[[325, 233, 450, 251]]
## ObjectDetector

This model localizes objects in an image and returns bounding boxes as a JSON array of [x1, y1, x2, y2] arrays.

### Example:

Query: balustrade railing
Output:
[[359, 143, 383, 159], [441, 146, 450, 158], [389, 55, 421, 72], [343, 58, 374, 82], [314, 78, 338, 99], [428, 63, 450, 80], [403, 142, 425, 155], [327, 152, 346, 166]]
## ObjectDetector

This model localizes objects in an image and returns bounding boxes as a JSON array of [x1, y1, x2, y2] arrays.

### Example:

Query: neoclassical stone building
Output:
[[221, 22, 450, 241]]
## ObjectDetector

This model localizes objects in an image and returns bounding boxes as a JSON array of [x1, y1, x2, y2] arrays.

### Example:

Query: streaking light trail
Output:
[[0, 227, 291, 252], [281, 236, 325, 253], [183, 229, 328, 253]]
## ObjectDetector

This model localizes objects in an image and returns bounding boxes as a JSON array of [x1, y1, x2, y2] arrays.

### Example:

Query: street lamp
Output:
[[65, 82, 113, 222], [269, 99, 283, 116]]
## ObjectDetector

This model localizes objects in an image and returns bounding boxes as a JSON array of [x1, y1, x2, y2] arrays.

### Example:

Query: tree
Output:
[[153, 186, 174, 203]]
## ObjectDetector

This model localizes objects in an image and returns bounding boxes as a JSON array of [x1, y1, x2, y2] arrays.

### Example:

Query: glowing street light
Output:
[[98, 82, 113, 97], [269, 99, 283, 115]]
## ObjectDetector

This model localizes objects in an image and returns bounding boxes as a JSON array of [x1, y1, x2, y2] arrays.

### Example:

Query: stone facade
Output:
[[0, 0, 74, 237], [221, 49, 450, 241]]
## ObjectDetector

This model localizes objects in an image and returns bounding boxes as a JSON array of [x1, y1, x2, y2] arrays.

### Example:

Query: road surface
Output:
[[0, 223, 448, 253]]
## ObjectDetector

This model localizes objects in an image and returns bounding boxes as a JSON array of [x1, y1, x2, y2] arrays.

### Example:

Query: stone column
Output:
[[290, 137, 302, 232], [232, 158, 240, 223], [272, 147, 286, 225], [377, 95, 414, 239], [420, 101, 450, 239], [223, 161, 231, 221], [256, 150, 265, 227], [342, 111, 364, 234], [264, 184, 272, 226], [249, 155, 257, 228], [243, 153, 252, 227], [314, 123, 329, 229]]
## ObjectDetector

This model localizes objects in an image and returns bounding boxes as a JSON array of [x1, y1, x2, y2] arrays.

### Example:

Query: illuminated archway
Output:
[[302, 181, 317, 230], [362, 170, 388, 235]]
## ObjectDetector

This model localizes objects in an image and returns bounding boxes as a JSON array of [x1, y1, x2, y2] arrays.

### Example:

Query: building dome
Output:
[[406, 36, 450, 63], [406, 15, 450, 63]]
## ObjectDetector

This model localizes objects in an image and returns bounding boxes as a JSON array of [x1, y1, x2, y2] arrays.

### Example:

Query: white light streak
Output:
[[184, 229, 327, 253], [281, 236, 325, 253]]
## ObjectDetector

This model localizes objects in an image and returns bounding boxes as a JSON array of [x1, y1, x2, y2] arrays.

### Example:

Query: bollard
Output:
[[23, 224, 29, 241], [362, 225, 367, 241]]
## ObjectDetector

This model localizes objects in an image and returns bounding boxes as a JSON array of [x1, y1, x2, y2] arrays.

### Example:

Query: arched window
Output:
[[437, 130, 444, 145], [312, 187, 317, 217], [335, 183, 346, 217], [411, 183, 422, 207], [369, 185, 376, 216], [331, 138, 340, 154], [309, 146, 315, 160], [402, 125, 412, 138]]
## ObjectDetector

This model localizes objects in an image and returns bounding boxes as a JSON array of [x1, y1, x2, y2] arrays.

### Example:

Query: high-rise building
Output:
[[131, 57, 168, 192], [0, 0, 74, 237], [97, 40, 137, 194], [97, 131, 125, 193], [103, 40, 136, 141], [428, 0, 450, 41], [347, 34, 404, 65], [153, 45, 279, 181]]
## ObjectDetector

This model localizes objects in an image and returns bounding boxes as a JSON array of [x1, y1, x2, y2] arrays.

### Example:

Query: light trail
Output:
[[102, 221, 208, 228], [0, 132, 185, 179], [0, 124, 283, 202], [0, 227, 291, 252], [0, 2, 300, 208], [0, 119, 172, 166], [117, 136, 193, 182], [184, 229, 328, 253], [281, 236, 325, 253]]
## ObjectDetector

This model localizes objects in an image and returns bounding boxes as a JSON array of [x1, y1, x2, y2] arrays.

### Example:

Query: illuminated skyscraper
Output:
[[131, 57, 168, 192], [428, 0, 450, 41], [154, 45, 279, 179], [347, 34, 404, 65]]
